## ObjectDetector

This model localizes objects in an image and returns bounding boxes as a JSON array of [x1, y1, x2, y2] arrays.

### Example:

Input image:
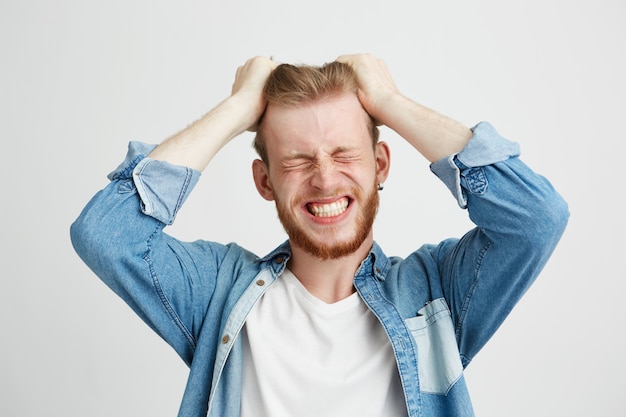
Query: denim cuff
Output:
[[430, 122, 520, 208], [108, 141, 201, 225], [108, 141, 158, 180]]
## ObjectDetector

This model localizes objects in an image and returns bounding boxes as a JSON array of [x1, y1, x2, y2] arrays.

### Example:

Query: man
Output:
[[71, 54, 569, 417]]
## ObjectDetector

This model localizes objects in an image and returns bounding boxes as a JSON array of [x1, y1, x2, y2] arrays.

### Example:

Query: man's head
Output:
[[254, 62, 380, 165], [252, 61, 390, 260]]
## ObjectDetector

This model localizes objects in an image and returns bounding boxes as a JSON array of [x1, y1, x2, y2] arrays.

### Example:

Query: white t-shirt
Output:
[[241, 269, 408, 417]]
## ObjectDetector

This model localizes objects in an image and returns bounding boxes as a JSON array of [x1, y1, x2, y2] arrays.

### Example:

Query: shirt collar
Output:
[[259, 240, 390, 281]]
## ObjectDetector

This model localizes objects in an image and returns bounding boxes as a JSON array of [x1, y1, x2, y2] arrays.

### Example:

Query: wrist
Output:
[[367, 90, 406, 127], [225, 92, 266, 133]]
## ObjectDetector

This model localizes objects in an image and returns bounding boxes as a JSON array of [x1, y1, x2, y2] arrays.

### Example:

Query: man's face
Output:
[[253, 93, 390, 260]]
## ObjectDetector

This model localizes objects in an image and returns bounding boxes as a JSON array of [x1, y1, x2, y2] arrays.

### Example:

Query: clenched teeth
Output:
[[307, 198, 349, 217]]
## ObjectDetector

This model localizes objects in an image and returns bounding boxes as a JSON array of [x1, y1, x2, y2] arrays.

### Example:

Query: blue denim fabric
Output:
[[70, 122, 569, 417]]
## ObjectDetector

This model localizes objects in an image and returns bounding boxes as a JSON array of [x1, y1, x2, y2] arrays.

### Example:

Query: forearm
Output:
[[335, 54, 472, 162], [148, 56, 276, 171], [381, 93, 472, 163], [148, 95, 254, 171]]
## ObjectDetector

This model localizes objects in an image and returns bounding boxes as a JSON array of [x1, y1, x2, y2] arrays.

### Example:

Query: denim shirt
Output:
[[70, 122, 569, 417]]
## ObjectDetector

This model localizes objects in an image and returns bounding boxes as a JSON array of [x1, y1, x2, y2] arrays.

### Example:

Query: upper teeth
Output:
[[308, 199, 349, 217]]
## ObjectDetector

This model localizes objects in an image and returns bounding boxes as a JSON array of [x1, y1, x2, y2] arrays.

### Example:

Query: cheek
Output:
[[270, 172, 307, 198], [344, 167, 377, 189], [270, 181, 301, 208]]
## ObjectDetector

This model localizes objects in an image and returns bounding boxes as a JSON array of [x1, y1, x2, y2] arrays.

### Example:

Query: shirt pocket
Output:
[[404, 298, 463, 395]]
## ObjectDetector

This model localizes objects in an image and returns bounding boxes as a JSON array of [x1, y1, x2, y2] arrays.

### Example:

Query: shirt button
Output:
[[276, 257, 284, 264], [256, 279, 265, 286], [221, 335, 230, 344]]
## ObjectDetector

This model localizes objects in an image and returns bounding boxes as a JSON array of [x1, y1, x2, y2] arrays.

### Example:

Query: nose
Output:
[[309, 156, 338, 190]]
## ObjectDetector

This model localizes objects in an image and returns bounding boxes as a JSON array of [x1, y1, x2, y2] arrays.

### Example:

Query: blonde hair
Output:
[[254, 61, 379, 164]]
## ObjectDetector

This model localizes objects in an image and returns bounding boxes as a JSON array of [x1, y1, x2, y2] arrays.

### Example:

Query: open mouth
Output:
[[306, 197, 350, 218]]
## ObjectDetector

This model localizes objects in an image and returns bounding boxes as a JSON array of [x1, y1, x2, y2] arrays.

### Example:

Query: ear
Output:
[[252, 159, 275, 201], [374, 141, 391, 185]]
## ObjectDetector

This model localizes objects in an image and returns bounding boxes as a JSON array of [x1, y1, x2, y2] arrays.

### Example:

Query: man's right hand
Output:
[[230, 56, 277, 132], [147, 56, 276, 171]]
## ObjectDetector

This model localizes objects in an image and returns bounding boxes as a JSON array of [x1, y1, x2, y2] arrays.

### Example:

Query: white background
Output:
[[1, 0, 624, 416]]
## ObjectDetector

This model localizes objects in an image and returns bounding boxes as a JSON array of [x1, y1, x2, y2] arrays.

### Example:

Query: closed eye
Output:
[[280, 158, 313, 171], [333, 153, 361, 163]]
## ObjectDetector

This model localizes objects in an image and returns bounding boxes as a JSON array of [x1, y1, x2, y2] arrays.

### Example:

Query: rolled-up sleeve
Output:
[[70, 142, 211, 365], [430, 122, 521, 208], [426, 122, 569, 366], [107, 141, 201, 225]]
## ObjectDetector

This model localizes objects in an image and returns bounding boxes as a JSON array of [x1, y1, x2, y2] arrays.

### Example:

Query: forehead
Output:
[[261, 94, 372, 156]]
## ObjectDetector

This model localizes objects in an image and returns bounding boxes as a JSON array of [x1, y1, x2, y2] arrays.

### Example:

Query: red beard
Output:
[[274, 181, 379, 260]]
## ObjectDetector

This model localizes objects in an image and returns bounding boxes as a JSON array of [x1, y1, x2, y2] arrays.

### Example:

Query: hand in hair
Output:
[[231, 56, 278, 132], [146, 56, 277, 171], [337, 53, 471, 163], [335, 53, 400, 127]]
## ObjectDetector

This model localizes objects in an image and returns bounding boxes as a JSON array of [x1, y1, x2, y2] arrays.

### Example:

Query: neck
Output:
[[287, 236, 373, 304]]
